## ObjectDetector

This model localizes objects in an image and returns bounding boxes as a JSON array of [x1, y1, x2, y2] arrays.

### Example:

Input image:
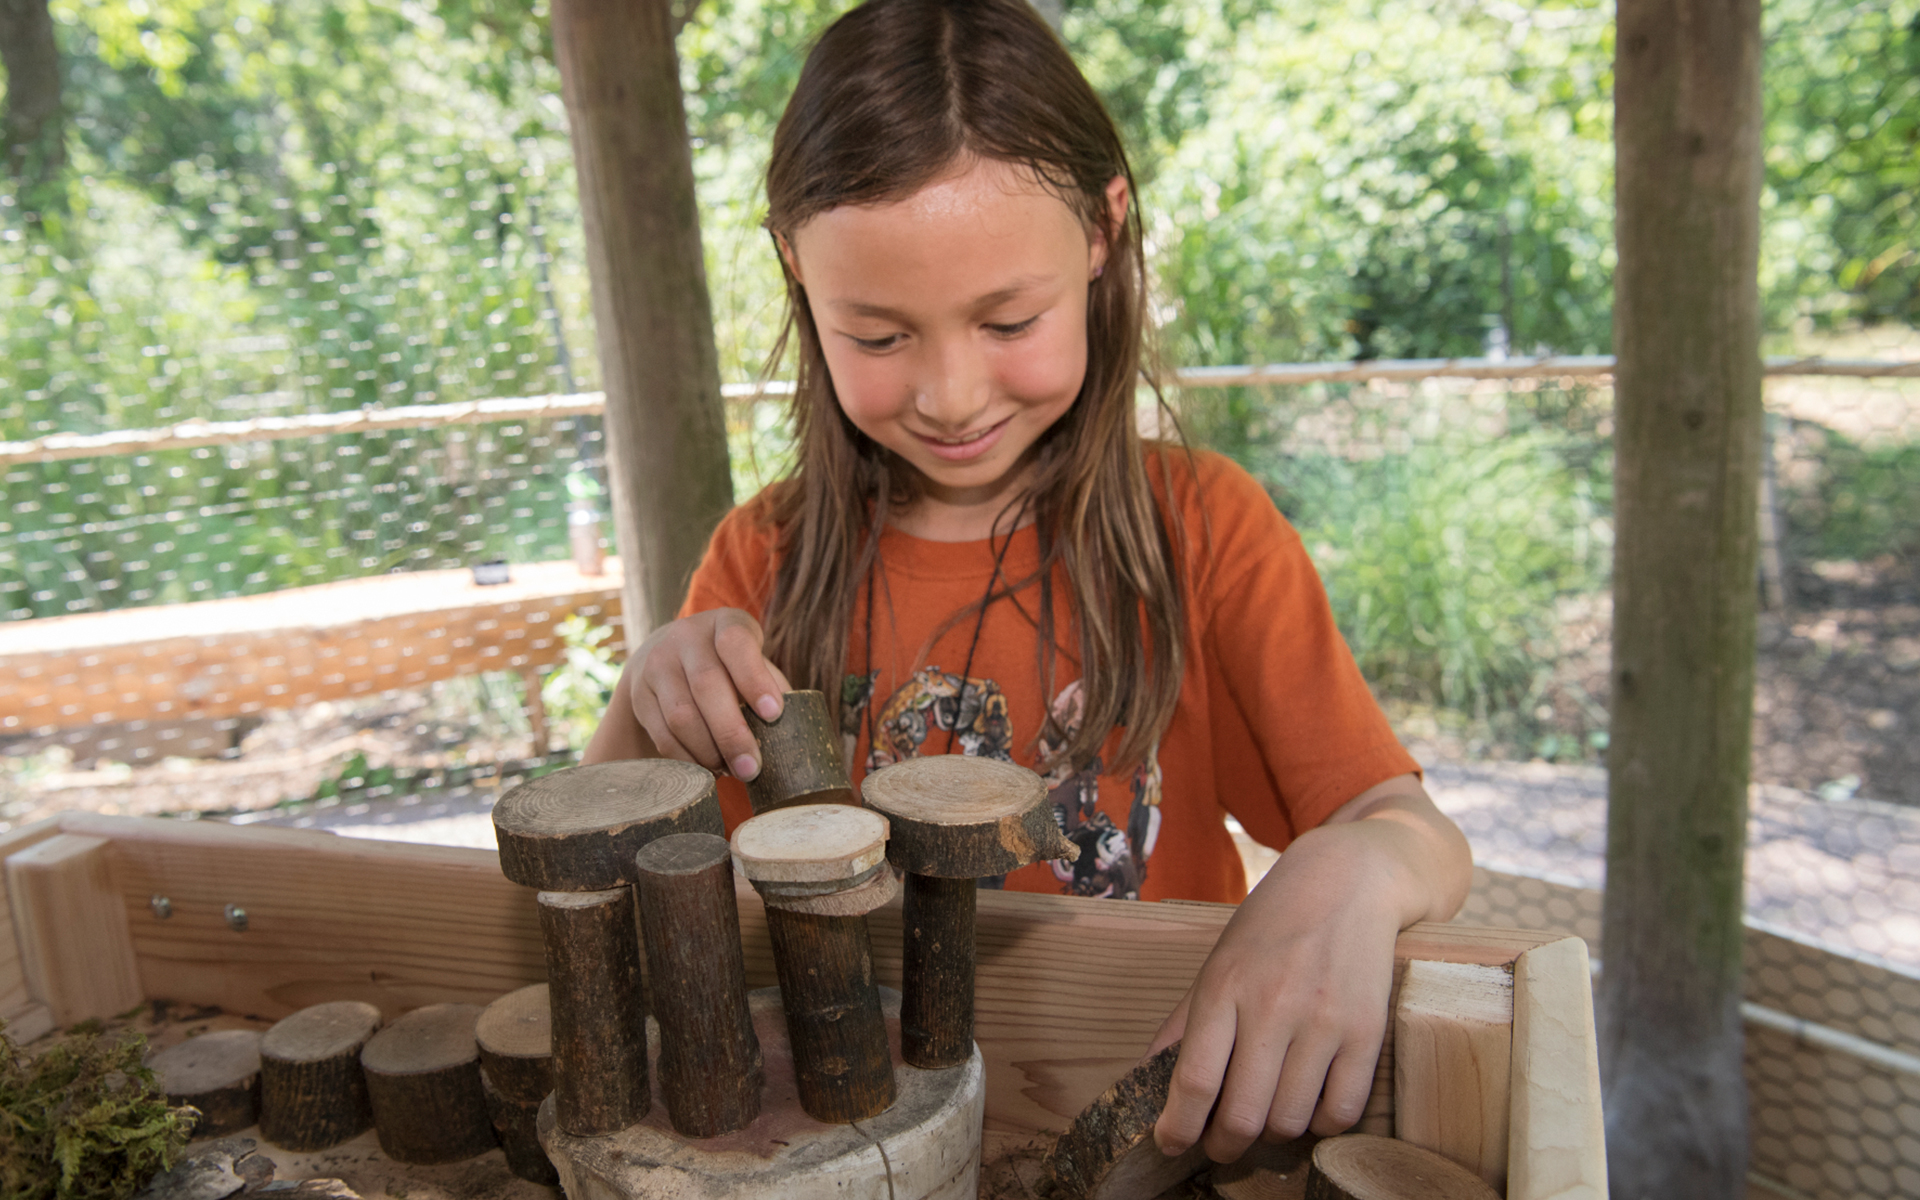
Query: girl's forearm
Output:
[[1266, 777, 1473, 929]]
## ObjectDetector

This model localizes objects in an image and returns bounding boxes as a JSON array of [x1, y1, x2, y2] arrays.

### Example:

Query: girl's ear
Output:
[[1087, 174, 1131, 279], [775, 230, 804, 286]]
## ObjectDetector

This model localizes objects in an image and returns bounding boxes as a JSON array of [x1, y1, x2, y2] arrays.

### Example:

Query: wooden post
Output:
[[1606, 0, 1762, 1194], [634, 832, 763, 1138], [742, 690, 854, 813], [862, 755, 1077, 1068], [539, 887, 650, 1135], [549, 0, 733, 640], [732, 804, 898, 1124], [259, 1000, 382, 1152], [1392, 959, 1511, 1190]]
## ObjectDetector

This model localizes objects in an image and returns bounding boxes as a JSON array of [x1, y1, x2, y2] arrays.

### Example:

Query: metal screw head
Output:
[[224, 904, 248, 932], [150, 895, 172, 920]]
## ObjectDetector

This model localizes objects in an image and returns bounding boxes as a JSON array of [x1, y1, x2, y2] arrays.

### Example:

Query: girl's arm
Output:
[[1148, 773, 1472, 1163]]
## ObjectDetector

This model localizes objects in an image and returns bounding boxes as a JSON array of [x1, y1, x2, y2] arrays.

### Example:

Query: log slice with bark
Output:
[[476, 982, 552, 1105], [147, 1029, 262, 1138], [259, 1000, 381, 1152], [1046, 1041, 1207, 1200], [1302, 1135, 1500, 1200], [493, 758, 722, 891], [360, 1002, 497, 1164]]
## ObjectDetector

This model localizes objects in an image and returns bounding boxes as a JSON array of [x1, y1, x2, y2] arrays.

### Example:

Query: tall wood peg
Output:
[[741, 689, 854, 813], [861, 754, 1077, 1068], [634, 832, 764, 1138], [539, 887, 650, 1136], [731, 803, 899, 1124], [493, 759, 723, 891]]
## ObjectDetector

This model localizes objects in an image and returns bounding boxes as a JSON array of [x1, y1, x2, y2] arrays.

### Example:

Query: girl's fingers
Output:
[[1153, 996, 1235, 1157], [1200, 1027, 1290, 1163], [1147, 993, 1192, 1056], [1307, 1038, 1381, 1137], [681, 650, 760, 780], [712, 612, 787, 724], [1265, 1032, 1340, 1144]]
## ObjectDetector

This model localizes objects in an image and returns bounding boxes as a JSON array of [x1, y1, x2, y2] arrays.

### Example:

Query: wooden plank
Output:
[[1393, 958, 1513, 1190], [0, 817, 64, 1027], [1507, 936, 1607, 1200], [0, 560, 621, 731], [6, 833, 143, 1027], [66, 813, 1559, 1142]]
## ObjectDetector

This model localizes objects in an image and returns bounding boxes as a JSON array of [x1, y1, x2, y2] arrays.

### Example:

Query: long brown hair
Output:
[[759, 0, 1183, 772]]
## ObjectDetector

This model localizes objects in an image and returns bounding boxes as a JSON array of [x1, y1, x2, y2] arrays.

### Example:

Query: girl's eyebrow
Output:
[[828, 274, 1057, 320]]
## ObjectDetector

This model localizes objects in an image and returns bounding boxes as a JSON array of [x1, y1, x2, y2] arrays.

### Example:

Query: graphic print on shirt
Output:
[[840, 672, 1163, 900]]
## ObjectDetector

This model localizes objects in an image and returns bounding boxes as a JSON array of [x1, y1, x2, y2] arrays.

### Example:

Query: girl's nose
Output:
[[913, 338, 992, 432]]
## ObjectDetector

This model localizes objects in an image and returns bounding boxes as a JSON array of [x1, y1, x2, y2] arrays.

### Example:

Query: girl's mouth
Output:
[[916, 417, 1009, 462]]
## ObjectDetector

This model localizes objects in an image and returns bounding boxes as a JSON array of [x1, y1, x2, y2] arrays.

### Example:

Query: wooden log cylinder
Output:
[[1303, 1134, 1501, 1200], [540, 886, 650, 1135], [863, 755, 1077, 1068], [259, 1000, 381, 1152], [634, 832, 763, 1138], [360, 1002, 496, 1165], [732, 804, 897, 1123], [1045, 1041, 1207, 1200], [742, 688, 854, 813], [493, 758, 722, 891], [147, 1029, 262, 1138], [483, 1068, 560, 1186], [476, 982, 553, 1105]]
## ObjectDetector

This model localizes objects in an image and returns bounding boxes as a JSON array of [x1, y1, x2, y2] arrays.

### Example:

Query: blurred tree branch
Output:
[[0, 0, 65, 206]]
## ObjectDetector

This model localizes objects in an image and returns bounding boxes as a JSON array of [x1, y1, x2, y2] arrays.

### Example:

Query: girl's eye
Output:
[[987, 316, 1038, 338], [848, 333, 903, 352]]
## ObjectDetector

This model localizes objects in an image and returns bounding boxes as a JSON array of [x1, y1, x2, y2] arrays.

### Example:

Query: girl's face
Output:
[[785, 158, 1126, 541]]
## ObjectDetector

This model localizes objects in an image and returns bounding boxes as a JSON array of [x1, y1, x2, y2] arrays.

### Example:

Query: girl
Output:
[[585, 0, 1472, 1166]]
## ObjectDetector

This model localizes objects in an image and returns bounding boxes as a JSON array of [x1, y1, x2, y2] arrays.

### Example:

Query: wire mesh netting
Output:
[[2, 1, 1918, 1196]]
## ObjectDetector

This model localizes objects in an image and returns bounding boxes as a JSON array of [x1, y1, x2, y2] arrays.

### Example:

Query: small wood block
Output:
[[360, 1002, 497, 1164], [634, 833, 763, 1138], [4, 833, 142, 1028], [1045, 1042, 1207, 1200], [1507, 937, 1607, 1200], [742, 689, 854, 813], [1392, 959, 1512, 1190], [540, 886, 650, 1136], [476, 983, 553, 1105], [861, 754, 1077, 877], [484, 1067, 561, 1185], [493, 758, 723, 891], [731, 803, 890, 890], [147, 1029, 263, 1138], [1303, 1134, 1500, 1200], [259, 1000, 382, 1151]]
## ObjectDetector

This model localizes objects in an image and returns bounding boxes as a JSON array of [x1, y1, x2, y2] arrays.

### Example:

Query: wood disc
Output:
[[742, 689, 854, 813], [361, 1002, 497, 1164], [493, 759, 723, 891], [1046, 1041, 1208, 1200], [476, 983, 552, 1105], [1304, 1135, 1501, 1200], [731, 803, 889, 887], [861, 755, 1076, 877], [147, 1029, 263, 1138], [259, 1000, 383, 1151]]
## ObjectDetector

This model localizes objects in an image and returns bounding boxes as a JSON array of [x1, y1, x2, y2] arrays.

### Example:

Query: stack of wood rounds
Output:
[[259, 1001, 382, 1151], [476, 983, 558, 1184], [147, 1029, 263, 1138], [359, 1002, 496, 1164]]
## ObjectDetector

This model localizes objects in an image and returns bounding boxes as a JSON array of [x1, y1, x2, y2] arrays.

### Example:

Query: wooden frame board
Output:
[[5, 811, 1605, 1197]]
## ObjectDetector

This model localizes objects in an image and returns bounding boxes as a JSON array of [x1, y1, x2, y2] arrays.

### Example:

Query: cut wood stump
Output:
[[484, 1067, 561, 1186], [476, 982, 553, 1105], [493, 758, 722, 891], [360, 1002, 497, 1164], [733, 804, 897, 1124], [863, 755, 1077, 1068], [259, 1000, 381, 1152], [742, 689, 853, 813], [146, 1029, 263, 1138], [1392, 959, 1512, 1190], [1303, 1134, 1500, 1200], [538, 987, 984, 1200], [540, 886, 650, 1136], [1045, 1041, 1207, 1200], [634, 832, 762, 1138], [1209, 1137, 1318, 1200]]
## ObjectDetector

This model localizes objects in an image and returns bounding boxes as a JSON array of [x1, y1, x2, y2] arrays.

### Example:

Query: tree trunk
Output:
[[1603, 2, 1762, 1197], [549, 0, 732, 642], [0, 0, 64, 204]]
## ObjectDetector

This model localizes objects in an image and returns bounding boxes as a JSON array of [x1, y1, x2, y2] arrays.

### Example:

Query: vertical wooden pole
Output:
[[548, 0, 732, 642], [1605, 1, 1762, 1195], [539, 887, 650, 1135]]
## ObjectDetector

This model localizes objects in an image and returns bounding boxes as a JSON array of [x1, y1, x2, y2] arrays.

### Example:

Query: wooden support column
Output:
[[549, 0, 733, 639], [539, 887, 650, 1135], [1605, 0, 1762, 1195], [5, 833, 141, 1027]]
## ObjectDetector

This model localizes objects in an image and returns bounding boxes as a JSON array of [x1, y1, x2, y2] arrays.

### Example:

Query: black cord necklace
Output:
[[862, 499, 1026, 764]]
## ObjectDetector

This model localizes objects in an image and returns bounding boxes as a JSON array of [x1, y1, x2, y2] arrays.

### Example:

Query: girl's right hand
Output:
[[582, 607, 792, 780]]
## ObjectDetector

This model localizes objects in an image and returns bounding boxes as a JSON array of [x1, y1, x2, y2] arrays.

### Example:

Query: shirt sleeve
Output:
[[677, 501, 780, 621], [1188, 454, 1420, 846]]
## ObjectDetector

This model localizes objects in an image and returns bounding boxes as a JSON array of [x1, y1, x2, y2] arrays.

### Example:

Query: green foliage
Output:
[[540, 614, 621, 752], [0, 1021, 194, 1200], [1259, 418, 1608, 721], [1781, 426, 1920, 567]]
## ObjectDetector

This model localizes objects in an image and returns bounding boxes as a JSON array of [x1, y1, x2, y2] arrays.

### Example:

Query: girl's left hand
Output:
[[1147, 778, 1471, 1163]]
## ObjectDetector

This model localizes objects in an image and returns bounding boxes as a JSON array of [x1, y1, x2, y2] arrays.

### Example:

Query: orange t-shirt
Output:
[[680, 448, 1418, 904]]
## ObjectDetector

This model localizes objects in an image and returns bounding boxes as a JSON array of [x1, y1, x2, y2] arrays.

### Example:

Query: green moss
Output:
[[0, 1019, 195, 1200]]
